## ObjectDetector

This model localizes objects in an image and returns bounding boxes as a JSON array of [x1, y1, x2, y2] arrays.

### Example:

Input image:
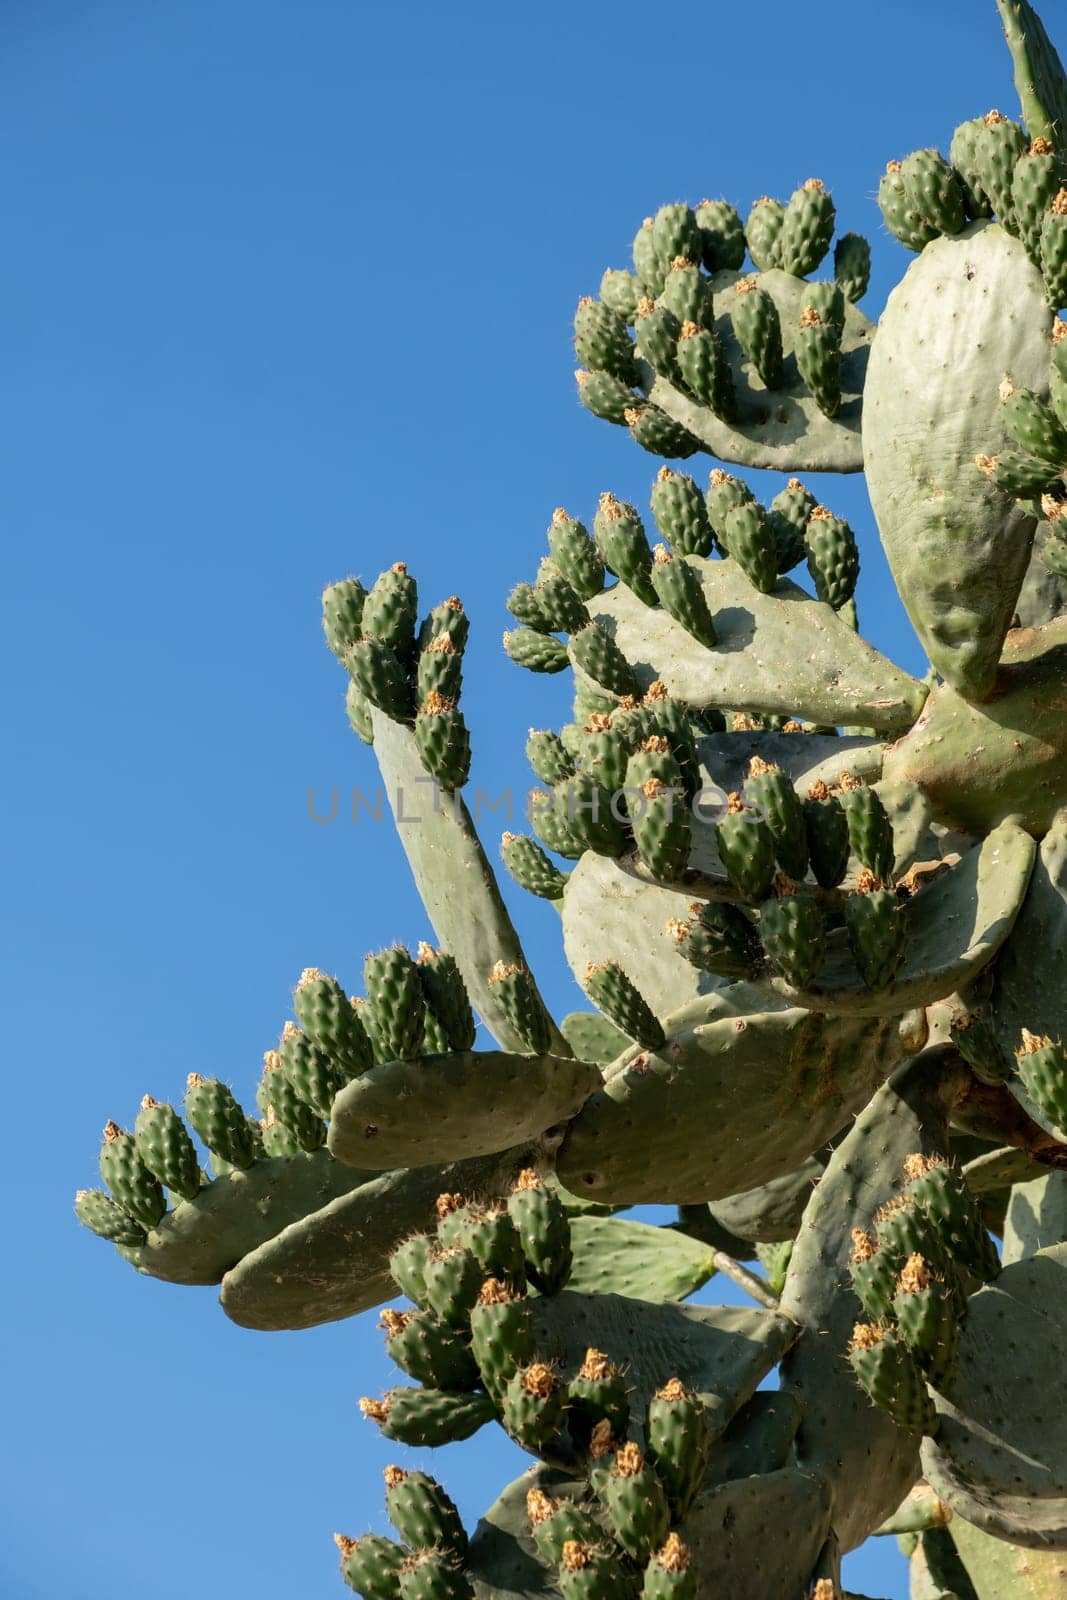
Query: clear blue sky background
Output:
[[2, 2, 1036, 1595]]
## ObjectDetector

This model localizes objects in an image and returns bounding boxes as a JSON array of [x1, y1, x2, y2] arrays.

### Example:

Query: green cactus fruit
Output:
[[380, 1306, 480, 1390], [529, 789, 585, 861], [892, 1255, 960, 1393], [900, 149, 966, 235], [804, 504, 859, 609], [901, 1151, 1000, 1283], [335, 1532, 406, 1600], [422, 1244, 484, 1326], [833, 231, 872, 301], [767, 478, 817, 574], [555, 771, 625, 858], [526, 729, 576, 786], [598, 1441, 671, 1564], [624, 738, 691, 881], [398, 1551, 474, 1600], [802, 784, 851, 890], [592, 493, 656, 607], [776, 178, 836, 277], [293, 968, 374, 1077], [322, 577, 367, 660], [694, 198, 746, 271], [456, 1206, 527, 1289], [576, 368, 639, 425], [847, 1322, 938, 1436], [839, 780, 895, 880], [719, 499, 778, 593], [534, 562, 590, 635], [504, 626, 570, 674], [584, 960, 665, 1052], [417, 595, 470, 653], [948, 1007, 1011, 1083], [642, 685, 701, 798], [133, 1095, 201, 1202], [259, 1110, 302, 1156], [345, 637, 413, 722], [641, 1535, 697, 1600], [668, 900, 763, 979], [502, 1361, 567, 1452], [949, 115, 1000, 218], [650, 546, 717, 647], [506, 1169, 572, 1295], [501, 832, 568, 899], [260, 1055, 327, 1150], [414, 945, 476, 1052], [633, 297, 683, 384], [878, 161, 938, 252], [567, 1347, 630, 1446], [486, 961, 552, 1056], [359, 1386, 495, 1447], [99, 1120, 167, 1229], [559, 1541, 636, 1600], [526, 1491, 604, 1567], [346, 679, 375, 745], [646, 1379, 711, 1520], [363, 946, 426, 1061], [999, 379, 1067, 471], [278, 1022, 347, 1117], [649, 468, 713, 558], [843, 878, 908, 990], [416, 633, 464, 704], [758, 891, 827, 990], [659, 260, 711, 328], [384, 1466, 468, 1561], [704, 467, 754, 543], [570, 622, 638, 699], [1016, 1028, 1067, 1129], [548, 509, 606, 601], [414, 694, 471, 791], [729, 277, 785, 389], [873, 1194, 949, 1284], [579, 722, 628, 797], [362, 563, 418, 663], [743, 757, 809, 880], [625, 402, 701, 461], [600, 268, 641, 322], [422, 1009, 450, 1055], [469, 1279, 535, 1399], [716, 795, 777, 903], [745, 196, 786, 271], [632, 217, 665, 296], [75, 1187, 148, 1247], [848, 1229, 899, 1325], [803, 279, 846, 333], [674, 320, 736, 420], [352, 995, 389, 1064], [652, 203, 702, 271], [795, 308, 842, 418], [573, 297, 637, 383], [1012, 138, 1064, 262], [962, 109, 1029, 229], [979, 446, 1063, 498], [389, 1232, 433, 1306]]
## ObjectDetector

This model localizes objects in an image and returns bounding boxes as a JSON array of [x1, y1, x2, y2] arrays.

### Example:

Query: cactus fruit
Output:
[[78, 8, 1067, 1597]]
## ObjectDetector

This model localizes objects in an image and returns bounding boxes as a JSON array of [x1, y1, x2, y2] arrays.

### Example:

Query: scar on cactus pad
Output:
[[72, 5, 1067, 1597]]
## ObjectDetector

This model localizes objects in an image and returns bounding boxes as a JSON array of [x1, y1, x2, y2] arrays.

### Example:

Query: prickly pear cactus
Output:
[[74, 5, 1067, 1597]]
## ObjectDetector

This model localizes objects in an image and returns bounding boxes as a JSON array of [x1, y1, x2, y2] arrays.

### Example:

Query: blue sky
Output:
[[2, 2, 1035, 1595]]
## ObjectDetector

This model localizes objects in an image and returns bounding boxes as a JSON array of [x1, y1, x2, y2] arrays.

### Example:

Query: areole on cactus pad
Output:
[[74, 4, 1067, 1598]]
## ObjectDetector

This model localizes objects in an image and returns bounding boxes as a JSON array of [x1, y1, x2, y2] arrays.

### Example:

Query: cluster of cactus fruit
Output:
[[75, 4, 1067, 1597]]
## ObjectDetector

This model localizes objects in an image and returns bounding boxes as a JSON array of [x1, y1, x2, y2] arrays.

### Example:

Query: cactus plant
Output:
[[72, 6, 1067, 1598]]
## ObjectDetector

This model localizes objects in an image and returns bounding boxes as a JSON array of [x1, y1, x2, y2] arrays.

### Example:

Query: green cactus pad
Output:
[[327, 1050, 598, 1170], [638, 266, 873, 474], [679, 1469, 834, 1598], [577, 557, 926, 733], [559, 1010, 630, 1065], [368, 711, 569, 1056], [922, 1241, 1067, 1548], [565, 1215, 714, 1301], [996, 0, 1067, 146], [708, 1151, 828, 1245], [556, 991, 924, 1204], [863, 221, 1052, 702], [218, 1145, 537, 1330], [779, 1046, 968, 1552], [951, 1512, 1067, 1599], [700, 1391, 803, 1485]]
